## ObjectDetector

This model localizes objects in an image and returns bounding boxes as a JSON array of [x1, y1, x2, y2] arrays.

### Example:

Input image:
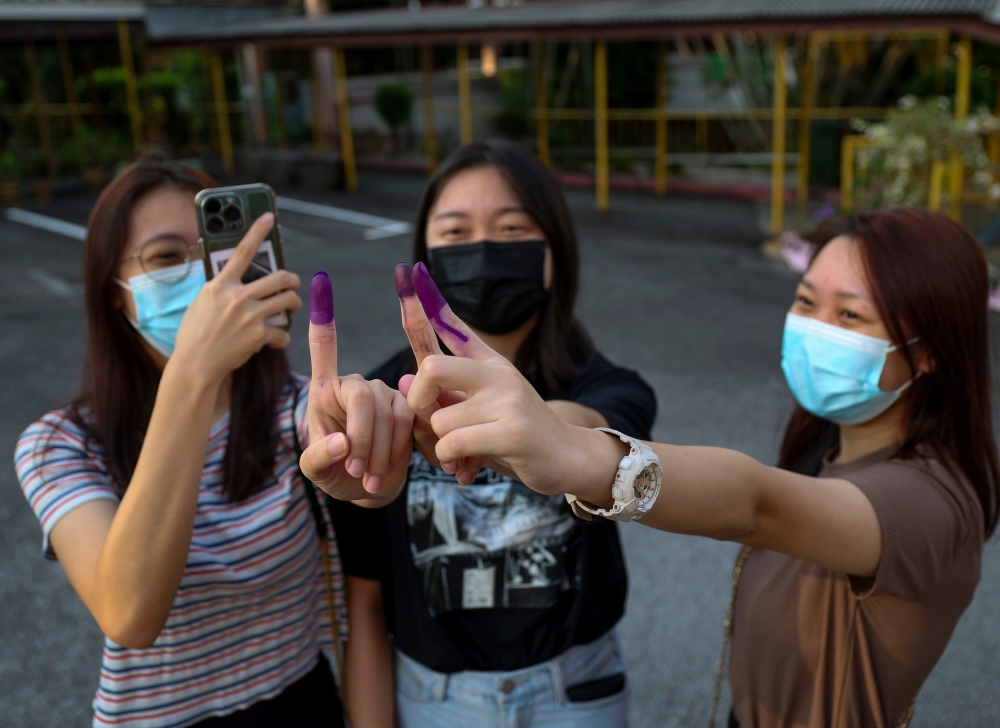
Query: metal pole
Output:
[[57, 28, 86, 167], [332, 47, 357, 190], [457, 43, 473, 145], [796, 33, 817, 205], [210, 51, 234, 174], [534, 41, 550, 166], [950, 35, 971, 221], [116, 19, 144, 154], [420, 45, 438, 172], [771, 36, 788, 234], [595, 40, 609, 212], [25, 38, 57, 177], [655, 40, 668, 196]]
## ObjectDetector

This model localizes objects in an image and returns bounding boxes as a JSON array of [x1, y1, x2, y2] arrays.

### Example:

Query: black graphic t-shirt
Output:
[[330, 350, 656, 673]]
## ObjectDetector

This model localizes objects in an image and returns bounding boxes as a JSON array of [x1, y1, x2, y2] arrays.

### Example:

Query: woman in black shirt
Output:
[[332, 141, 656, 727]]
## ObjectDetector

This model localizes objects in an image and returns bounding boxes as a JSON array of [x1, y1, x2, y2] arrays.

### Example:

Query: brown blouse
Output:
[[729, 446, 983, 728]]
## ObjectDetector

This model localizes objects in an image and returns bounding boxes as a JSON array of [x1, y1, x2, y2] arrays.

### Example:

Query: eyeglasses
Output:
[[121, 239, 202, 285]]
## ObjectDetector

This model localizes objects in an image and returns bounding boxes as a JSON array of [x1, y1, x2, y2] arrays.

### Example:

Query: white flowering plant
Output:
[[849, 95, 1000, 210]]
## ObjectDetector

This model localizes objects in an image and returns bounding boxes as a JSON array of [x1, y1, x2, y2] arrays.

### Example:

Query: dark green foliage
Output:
[[375, 82, 414, 130], [495, 69, 532, 140]]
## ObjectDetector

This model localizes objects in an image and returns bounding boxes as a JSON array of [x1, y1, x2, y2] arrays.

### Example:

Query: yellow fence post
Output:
[[25, 38, 57, 177], [457, 43, 473, 145], [771, 36, 788, 234], [796, 33, 817, 205], [57, 28, 86, 167], [928, 160, 945, 212], [117, 20, 144, 154], [840, 136, 855, 212], [950, 35, 971, 221], [595, 40, 609, 212], [420, 45, 438, 172], [332, 47, 357, 191], [209, 51, 234, 174], [655, 40, 669, 196], [535, 41, 550, 167]]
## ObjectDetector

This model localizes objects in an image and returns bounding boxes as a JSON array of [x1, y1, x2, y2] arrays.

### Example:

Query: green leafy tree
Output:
[[375, 82, 413, 152]]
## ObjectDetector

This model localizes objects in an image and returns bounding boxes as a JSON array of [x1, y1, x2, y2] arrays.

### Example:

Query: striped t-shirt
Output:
[[14, 373, 347, 728]]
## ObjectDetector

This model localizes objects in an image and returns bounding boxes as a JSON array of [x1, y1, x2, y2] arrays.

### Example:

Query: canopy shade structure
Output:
[[149, 0, 1000, 48]]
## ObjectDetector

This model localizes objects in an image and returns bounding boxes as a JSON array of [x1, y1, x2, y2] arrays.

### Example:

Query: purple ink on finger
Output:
[[394, 262, 415, 299], [310, 271, 334, 326], [412, 262, 468, 343]]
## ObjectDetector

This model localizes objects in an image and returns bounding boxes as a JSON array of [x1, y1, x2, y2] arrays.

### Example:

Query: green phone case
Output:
[[195, 183, 289, 329]]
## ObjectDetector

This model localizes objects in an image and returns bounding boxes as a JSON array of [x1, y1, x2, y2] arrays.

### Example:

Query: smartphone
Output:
[[195, 183, 290, 329]]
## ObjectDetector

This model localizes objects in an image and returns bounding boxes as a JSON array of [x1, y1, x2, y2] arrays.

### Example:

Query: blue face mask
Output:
[[781, 312, 918, 426], [116, 264, 205, 357]]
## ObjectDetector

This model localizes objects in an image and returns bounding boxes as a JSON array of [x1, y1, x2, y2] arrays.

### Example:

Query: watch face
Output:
[[632, 467, 655, 502]]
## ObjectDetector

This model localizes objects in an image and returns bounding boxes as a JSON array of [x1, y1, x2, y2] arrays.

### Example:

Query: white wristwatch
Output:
[[566, 428, 662, 522]]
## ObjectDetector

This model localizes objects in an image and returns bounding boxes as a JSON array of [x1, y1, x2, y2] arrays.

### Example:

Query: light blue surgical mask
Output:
[[116, 264, 205, 357], [781, 312, 919, 426]]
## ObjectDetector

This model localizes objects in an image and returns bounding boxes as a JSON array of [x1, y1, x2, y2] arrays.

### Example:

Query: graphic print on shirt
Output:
[[406, 453, 580, 616]]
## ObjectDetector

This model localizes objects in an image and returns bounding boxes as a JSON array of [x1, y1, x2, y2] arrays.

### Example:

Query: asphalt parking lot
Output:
[[1, 173, 997, 727]]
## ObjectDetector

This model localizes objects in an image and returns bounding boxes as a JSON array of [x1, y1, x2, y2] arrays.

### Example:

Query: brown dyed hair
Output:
[[777, 209, 1000, 538], [410, 140, 593, 390], [68, 156, 289, 501]]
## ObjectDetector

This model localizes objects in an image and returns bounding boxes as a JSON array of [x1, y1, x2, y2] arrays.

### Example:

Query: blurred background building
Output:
[[4, 0, 1000, 234]]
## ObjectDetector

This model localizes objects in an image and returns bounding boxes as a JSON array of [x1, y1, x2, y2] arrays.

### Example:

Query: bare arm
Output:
[[399, 269, 883, 580], [50, 371, 220, 647], [343, 576, 394, 728]]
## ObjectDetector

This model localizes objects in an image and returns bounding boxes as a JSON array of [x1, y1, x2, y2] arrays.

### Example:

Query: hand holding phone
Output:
[[195, 183, 291, 329]]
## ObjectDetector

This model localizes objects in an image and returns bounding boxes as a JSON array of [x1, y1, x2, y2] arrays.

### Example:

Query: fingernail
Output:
[[457, 471, 473, 485], [310, 272, 334, 326], [442, 460, 458, 475], [366, 475, 383, 493], [326, 433, 348, 458], [258, 212, 274, 224], [347, 458, 365, 478], [394, 262, 415, 299], [412, 263, 469, 343]]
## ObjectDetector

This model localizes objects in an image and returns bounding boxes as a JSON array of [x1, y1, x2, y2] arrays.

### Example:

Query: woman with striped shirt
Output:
[[14, 159, 409, 727]]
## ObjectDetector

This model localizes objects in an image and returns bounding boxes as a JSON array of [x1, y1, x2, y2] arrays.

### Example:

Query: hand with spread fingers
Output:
[[394, 262, 486, 485], [400, 262, 593, 496], [300, 271, 414, 502]]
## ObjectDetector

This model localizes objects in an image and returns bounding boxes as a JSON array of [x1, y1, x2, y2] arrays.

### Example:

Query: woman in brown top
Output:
[[392, 208, 1000, 728]]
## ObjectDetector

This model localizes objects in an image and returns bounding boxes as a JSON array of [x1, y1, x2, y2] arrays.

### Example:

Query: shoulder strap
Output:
[[290, 382, 345, 698]]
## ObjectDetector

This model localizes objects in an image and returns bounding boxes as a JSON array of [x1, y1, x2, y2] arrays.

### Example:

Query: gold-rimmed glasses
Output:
[[121, 239, 202, 285]]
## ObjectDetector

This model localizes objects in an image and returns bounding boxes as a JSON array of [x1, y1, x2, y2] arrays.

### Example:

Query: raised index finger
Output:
[[395, 263, 443, 365], [309, 271, 338, 383], [216, 212, 274, 283], [411, 262, 501, 362]]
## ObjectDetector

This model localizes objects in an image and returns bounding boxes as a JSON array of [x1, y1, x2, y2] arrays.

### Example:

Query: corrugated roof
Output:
[[151, 0, 996, 42], [0, 1, 146, 21]]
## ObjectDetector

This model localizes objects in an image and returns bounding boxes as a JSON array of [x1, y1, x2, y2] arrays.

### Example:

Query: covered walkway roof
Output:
[[151, 0, 1000, 48]]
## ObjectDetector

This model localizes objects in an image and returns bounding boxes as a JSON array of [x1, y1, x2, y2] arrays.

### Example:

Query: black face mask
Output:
[[427, 240, 549, 335]]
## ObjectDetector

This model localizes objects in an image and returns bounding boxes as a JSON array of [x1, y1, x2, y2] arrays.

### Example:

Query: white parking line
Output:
[[4, 197, 412, 243], [4, 207, 87, 241], [28, 267, 82, 297], [275, 196, 412, 240]]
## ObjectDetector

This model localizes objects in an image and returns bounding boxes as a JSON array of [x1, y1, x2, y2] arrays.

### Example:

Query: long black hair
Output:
[[68, 156, 289, 502], [778, 209, 1000, 538], [410, 140, 593, 390]]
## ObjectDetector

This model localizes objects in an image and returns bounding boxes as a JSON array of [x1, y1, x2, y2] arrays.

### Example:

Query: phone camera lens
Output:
[[205, 198, 222, 214], [207, 215, 225, 234], [223, 205, 242, 222]]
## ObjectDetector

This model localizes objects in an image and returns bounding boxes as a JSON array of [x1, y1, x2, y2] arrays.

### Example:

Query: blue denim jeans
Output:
[[395, 630, 628, 728]]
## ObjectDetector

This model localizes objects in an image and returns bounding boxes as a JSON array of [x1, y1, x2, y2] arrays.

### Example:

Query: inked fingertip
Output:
[[411, 262, 469, 343], [394, 262, 415, 299], [310, 272, 334, 326]]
